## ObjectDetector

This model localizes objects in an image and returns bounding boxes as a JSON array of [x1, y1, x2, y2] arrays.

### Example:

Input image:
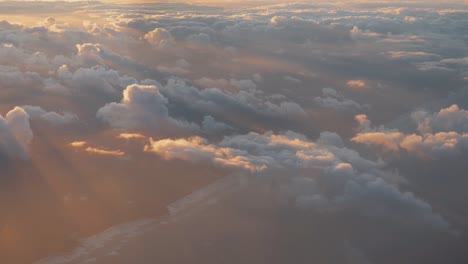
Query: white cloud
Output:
[[0, 107, 33, 159], [97, 83, 198, 132], [144, 28, 175, 48]]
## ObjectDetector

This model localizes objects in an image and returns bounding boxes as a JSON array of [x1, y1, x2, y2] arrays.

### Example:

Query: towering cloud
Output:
[[0, 107, 32, 159], [97, 83, 197, 132]]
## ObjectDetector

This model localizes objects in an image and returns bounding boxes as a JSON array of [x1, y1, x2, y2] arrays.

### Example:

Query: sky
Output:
[[0, 1, 467, 264]]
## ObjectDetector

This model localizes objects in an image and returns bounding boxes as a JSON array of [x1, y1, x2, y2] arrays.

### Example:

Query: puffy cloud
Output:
[[186, 32, 211, 44], [97, 83, 198, 132], [146, 131, 380, 173], [412, 104, 468, 134], [201, 115, 232, 134], [144, 28, 175, 48], [97, 78, 305, 135], [22, 105, 78, 125], [399, 132, 468, 158], [352, 131, 406, 152], [0, 65, 42, 89], [0, 107, 32, 159], [58, 64, 137, 94], [0, 2, 466, 262], [317, 131, 345, 148], [42, 17, 56, 28], [144, 136, 267, 172], [75, 43, 105, 66], [353, 106, 468, 158], [145, 130, 450, 233], [75, 43, 136, 68], [161, 78, 307, 122], [314, 88, 366, 111]]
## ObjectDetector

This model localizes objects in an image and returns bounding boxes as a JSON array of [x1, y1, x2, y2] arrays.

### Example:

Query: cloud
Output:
[[144, 136, 267, 172], [314, 88, 366, 111], [22, 105, 78, 125], [156, 59, 191, 75], [117, 133, 146, 140], [201, 115, 233, 134], [186, 32, 211, 44], [145, 130, 451, 233], [384, 51, 441, 62], [346, 79, 368, 90], [160, 78, 307, 123], [68, 140, 125, 156], [97, 83, 198, 132], [84, 147, 125, 156], [411, 104, 468, 134], [144, 28, 175, 48], [352, 131, 406, 152], [69, 141, 87, 147], [0, 2, 467, 262], [0, 107, 33, 159], [58, 65, 137, 94], [352, 106, 468, 158]]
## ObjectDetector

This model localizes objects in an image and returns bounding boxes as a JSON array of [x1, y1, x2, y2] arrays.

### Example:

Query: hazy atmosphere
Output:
[[0, 1, 467, 263]]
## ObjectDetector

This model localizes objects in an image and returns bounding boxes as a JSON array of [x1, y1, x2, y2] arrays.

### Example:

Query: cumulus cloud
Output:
[[145, 130, 380, 173], [145, 130, 450, 233], [161, 78, 307, 123], [1, 2, 467, 262], [144, 136, 267, 172], [22, 105, 78, 125], [0, 107, 32, 159], [58, 64, 137, 94], [97, 83, 198, 132], [411, 104, 468, 134], [201, 115, 233, 134], [353, 105, 468, 158], [314, 88, 366, 111], [144, 28, 175, 48]]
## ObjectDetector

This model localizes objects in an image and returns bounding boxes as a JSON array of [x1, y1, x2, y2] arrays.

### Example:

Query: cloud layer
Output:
[[0, 1, 467, 263]]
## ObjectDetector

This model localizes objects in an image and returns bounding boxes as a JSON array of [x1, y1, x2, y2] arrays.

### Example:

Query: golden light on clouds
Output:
[[1, 0, 467, 263], [144, 137, 267, 172], [69, 141, 87, 147], [84, 146, 125, 156], [346, 79, 368, 90], [69, 141, 125, 156], [117, 133, 146, 139]]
